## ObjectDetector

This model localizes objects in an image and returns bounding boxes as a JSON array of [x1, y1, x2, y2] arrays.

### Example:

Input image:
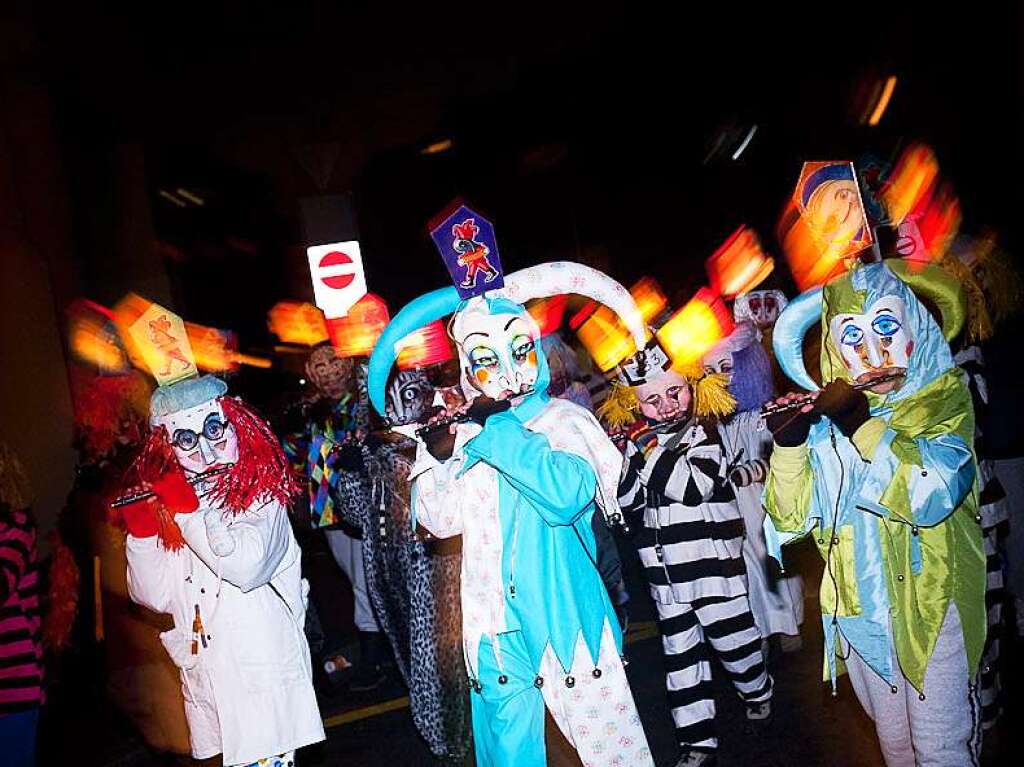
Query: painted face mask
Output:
[[829, 296, 913, 392], [734, 290, 787, 330], [703, 350, 734, 383], [455, 311, 540, 401], [305, 345, 355, 401], [384, 370, 434, 425], [636, 368, 692, 423], [152, 398, 239, 474]]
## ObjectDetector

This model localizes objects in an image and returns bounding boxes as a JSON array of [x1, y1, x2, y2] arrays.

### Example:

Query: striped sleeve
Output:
[[617, 441, 647, 516], [0, 523, 31, 605]]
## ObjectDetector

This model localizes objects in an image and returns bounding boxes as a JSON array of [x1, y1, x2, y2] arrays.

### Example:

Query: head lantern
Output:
[[368, 262, 647, 421], [702, 322, 774, 413], [772, 261, 965, 402]]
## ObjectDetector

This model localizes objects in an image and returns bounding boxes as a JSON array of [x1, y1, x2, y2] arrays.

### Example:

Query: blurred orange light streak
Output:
[[868, 76, 897, 126]]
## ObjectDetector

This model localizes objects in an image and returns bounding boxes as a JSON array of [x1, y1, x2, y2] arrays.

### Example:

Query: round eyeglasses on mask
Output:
[[169, 414, 230, 452]]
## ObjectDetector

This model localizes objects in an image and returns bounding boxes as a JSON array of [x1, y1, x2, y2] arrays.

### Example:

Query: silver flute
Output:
[[760, 372, 905, 417], [414, 389, 536, 439], [110, 465, 231, 508]]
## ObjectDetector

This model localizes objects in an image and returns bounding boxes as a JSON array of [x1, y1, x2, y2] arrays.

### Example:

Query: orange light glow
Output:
[[326, 293, 390, 358], [185, 322, 237, 373], [396, 320, 453, 370], [577, 306, 639, 373], [527, 294, 568, 337], [267, 301, 329, 346], [630, 277, 668, 325], [777, 200, 854, 291], [67, 299, 129, 372], [867, 76, 897, 126], [657, 288, 734, 368], [882, 143, 961, 261], [705, 226, 775, 298]]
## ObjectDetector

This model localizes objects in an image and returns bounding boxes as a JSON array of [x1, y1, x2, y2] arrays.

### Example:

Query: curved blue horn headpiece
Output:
[[772, 286, 823, 392], [368, 286, 462, 415]]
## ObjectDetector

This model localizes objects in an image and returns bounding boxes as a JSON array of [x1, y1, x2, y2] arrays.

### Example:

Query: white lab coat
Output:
[[126, 499, 325, 766]]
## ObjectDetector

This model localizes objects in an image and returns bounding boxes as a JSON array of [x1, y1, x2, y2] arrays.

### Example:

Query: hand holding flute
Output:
[[766, 376, 886, 445]]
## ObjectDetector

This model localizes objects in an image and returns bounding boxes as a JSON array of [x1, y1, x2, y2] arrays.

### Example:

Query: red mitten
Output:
[[150, 468, 200, 514], [121, 493, 160, 538]]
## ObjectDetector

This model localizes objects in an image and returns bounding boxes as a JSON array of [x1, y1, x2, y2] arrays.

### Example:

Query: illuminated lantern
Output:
[[527, 294, 568, 337], [186, 322, 238, 373], [395, 319, 453, 370], [67, 299, 130, 373], [267, 301, 329, 346], [577, 305, 639, 373], [326, 293, 391, 358], [657, 288, 734, 368], [705, 226, 775, 299], [630, 277, 668, 325]]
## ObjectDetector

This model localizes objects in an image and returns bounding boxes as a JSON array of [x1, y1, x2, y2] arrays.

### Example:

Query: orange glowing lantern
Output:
[[630, 277, 668, 325], [882, 143, 961, 262], [656, 288, 734, 368], [267, 301, 329, 346], [527, 294, 568, 337], [577, 305, 639, 373], [185, 322, 238, 373], [705, 226, 775, 299], [68, 299, 130, 373], [326, 293, 390, 358], [396, 320, 453, 370]]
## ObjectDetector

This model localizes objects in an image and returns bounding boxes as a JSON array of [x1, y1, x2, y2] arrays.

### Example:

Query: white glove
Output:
[[205, 510, 235, 557]]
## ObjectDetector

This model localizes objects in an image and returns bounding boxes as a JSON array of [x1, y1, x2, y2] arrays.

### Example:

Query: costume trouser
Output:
[[993, 456, 1024, 634], [656, 594, 772, 752], [0, 707, 39, 767], [325, 528, 379, 632], [471, 623, 653, 767], [843, 604, 981, 767]]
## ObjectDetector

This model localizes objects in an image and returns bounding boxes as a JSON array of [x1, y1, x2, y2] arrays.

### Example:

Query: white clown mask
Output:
[[152, 398, 239, 475], [734, 290, 787, 331], [828, 296, 913, 389], [635, 367, 692, 423], [703, 350, 734, 383], [452, 303, 540, 401]]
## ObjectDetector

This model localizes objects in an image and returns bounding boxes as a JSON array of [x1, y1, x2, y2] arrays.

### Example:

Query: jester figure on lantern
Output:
[[115, 366, 324, 767], [602, 337, 773, 767], [367, 261, 653, 767], [763, 260, 985, 766]]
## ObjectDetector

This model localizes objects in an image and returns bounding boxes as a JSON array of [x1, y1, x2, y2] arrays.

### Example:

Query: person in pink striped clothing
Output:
[[0, 443, 42, 767]]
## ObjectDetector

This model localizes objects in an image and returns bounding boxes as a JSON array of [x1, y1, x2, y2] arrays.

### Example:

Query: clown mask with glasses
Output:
[[150, 376, 239, 474]]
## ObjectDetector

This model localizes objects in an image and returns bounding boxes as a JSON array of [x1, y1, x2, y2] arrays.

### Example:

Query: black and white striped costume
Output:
[[619, 419, 772, 753]]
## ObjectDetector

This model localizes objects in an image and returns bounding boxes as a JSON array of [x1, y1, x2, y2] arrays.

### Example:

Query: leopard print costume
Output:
[[332, 435, 470, 761]]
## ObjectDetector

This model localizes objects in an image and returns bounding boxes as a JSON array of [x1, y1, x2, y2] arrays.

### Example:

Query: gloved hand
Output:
[[464, 395, 510, 427], [814, 379, 870, 438], [729, 459, 768, 488], [766, 393, 820, 447], [119, 466, 199, 538], [205, 510, 235, 557]]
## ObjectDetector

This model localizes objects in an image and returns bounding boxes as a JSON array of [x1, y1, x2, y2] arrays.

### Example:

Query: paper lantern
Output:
[[395, 319, 453, 370], [656, 288, 734, 368], [267, 301, 329, 346], [67, 299, 130, 373], [630, 277, 668, 325], [527, 294, 568, 337], [186, 322, 238, 373], [327, 293, 390, 358], [705, 226, 775, 299], [577, 305, 638, 373]]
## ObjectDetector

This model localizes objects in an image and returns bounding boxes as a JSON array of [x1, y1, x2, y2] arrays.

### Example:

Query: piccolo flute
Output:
[[760, 372, 905, 417], [110, 465, 232, 508], [414, 389, 535, 439]]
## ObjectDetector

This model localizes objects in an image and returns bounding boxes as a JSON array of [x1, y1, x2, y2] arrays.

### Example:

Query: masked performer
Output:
[[764, 261, 985, 766], [117, 375, 325, 766], [329, 368, 471, 762], [702, 323, 804, 650], [367, 262, 653, 767], [607, 340, 772, 767]]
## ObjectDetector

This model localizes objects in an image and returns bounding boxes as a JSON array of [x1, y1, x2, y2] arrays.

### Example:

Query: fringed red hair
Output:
[[209, 396, 301, 514]]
